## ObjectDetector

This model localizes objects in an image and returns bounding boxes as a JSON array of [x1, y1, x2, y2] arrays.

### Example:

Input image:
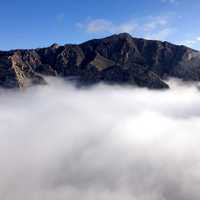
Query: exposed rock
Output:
[[1, 33, 200, 89]]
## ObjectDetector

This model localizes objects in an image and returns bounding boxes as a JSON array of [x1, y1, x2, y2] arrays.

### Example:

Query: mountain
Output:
[[1, 33, 200, 89]]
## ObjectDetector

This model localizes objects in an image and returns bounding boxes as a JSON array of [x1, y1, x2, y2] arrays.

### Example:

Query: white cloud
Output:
[[56, 13, 65, 23], [0, 78, 200, 199], [180, 37, 200, 48], [84, 19, 113, 33], [115, 21, 137, 34], [161, 0, 177, 3], [144, 16, 168, 31], [143, 16, 173, 40], [77, 19, 137, 35], [146, 28, 173, 40], [77, 15, 174, 41], [185, 40, 197, 46]]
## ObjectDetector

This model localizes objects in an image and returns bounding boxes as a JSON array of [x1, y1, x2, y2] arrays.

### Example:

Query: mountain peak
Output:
[[50, 43, 60, 49], [117, 32, 133, 38], [0, 34, 199, 89]]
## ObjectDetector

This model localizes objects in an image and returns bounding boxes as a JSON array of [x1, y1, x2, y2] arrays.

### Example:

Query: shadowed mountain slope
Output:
[[1, 33, 200, 89]]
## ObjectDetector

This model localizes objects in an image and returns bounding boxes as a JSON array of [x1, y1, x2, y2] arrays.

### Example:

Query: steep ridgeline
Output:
[[1, 33, 200, 89]]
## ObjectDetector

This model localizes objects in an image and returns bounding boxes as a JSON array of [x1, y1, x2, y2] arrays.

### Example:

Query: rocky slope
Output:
[[1, 33, 200, 89]]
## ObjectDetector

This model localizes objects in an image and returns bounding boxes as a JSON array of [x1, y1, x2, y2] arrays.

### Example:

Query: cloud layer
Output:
[[0, 78, 200, 200]]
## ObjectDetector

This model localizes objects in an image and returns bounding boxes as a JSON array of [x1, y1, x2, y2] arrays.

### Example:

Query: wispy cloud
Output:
[[142, 16, 174, 40], [161, 0, 177, 4], [143, 16, 168, 31], [145, 28, 174, 41], [81, 19, 113, 33], [56, 13, 65, 23], [180, 37, 200, 48], [77, 15, 174, 41], [77, 19, 137, 35]]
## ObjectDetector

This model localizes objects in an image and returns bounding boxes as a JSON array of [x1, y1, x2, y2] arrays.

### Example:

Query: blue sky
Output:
[[1, 0, 200, 50]]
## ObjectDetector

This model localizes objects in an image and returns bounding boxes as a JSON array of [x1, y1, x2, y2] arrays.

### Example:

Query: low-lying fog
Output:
[[0, 78, 200, 200]]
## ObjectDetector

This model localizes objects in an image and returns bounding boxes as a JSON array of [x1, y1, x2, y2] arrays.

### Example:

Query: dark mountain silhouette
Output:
[[1, 33, 200, 89]]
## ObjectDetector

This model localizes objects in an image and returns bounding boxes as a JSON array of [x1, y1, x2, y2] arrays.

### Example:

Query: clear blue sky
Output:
[[1, 0, 200, 50]]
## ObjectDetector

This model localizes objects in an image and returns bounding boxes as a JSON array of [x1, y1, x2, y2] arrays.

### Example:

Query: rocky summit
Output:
[[1, 33, 200, 89]]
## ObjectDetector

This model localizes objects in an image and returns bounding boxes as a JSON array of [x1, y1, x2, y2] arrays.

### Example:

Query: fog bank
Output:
[[0, 78, 200, 200]]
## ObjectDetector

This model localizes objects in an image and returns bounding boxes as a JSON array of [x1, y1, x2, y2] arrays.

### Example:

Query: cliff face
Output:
[[1, 33, 200, 89]]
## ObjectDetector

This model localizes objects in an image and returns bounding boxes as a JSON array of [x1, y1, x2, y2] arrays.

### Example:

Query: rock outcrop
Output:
[[1, 33, 200, 89]]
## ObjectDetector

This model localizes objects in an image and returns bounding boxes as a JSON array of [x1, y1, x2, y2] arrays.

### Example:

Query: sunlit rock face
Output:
[[1, 33, 200, 89]]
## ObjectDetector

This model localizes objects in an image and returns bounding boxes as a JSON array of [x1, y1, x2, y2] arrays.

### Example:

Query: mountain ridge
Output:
[[1, 33, 200, 89]]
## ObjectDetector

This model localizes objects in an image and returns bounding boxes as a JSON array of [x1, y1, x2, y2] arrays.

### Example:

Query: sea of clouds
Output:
[[0, 78, 200, 200]]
